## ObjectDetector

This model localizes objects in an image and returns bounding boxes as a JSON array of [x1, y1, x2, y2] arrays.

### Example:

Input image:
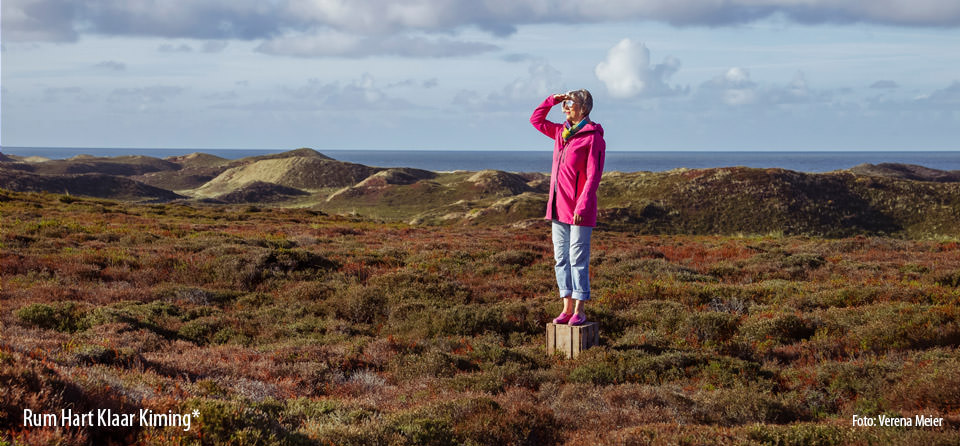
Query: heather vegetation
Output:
[[2, 189, 959, 445]]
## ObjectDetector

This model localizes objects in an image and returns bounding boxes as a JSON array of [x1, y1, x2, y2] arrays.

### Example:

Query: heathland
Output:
[[1, 150, 959, 445]]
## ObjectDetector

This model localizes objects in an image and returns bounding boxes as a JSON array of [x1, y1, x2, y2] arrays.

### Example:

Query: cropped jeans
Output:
[[552, 220, 592, 301]]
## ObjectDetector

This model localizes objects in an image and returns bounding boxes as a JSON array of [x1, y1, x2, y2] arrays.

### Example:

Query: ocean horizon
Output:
[[2, 146, 959, 174]]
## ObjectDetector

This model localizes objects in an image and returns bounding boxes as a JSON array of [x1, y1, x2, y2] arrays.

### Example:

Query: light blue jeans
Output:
[[552, 220, 592, 301]]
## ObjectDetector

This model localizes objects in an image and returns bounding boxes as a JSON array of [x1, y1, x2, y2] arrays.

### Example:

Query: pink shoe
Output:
[[553, 312, 572, 324], [568, 313, 587, 326]]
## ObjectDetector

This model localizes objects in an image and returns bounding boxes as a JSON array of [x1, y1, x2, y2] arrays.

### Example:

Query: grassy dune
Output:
[[1, 189, 959, 445], [5, 149, 960, 239]]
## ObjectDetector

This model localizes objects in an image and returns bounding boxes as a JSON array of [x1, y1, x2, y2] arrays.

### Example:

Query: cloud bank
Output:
[[454, 60, 564, 111], [5, 0, 960, 57], [693, 68, 833, 108]]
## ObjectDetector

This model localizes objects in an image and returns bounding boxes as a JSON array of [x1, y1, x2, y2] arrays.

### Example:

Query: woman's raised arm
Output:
[[530, 95, 563, 139]]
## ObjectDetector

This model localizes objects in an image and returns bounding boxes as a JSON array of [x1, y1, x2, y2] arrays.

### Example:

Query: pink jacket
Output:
[[530, 95, 606, 227]]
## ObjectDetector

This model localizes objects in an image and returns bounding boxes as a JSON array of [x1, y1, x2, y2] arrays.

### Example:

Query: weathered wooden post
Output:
[[546, 322, 599, 359]]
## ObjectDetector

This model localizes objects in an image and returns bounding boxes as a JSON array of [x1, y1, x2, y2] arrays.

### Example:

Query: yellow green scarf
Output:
[[562, 117, 589, 142]]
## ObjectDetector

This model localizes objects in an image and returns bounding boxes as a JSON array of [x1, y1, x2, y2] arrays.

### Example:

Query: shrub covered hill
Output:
[[2, 187, 960, 445], [2, 148, 959, 237]]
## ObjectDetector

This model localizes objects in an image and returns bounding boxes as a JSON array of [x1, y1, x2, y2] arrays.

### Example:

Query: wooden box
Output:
[[546, 322, 599, 359]]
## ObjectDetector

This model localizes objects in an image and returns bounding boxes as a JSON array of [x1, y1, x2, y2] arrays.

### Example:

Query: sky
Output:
[[2, 0, 960, 151]]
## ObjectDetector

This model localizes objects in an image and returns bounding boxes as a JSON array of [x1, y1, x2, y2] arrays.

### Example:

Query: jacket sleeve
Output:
[[530, 96, 562, 139], [574, 133, 605, 216]]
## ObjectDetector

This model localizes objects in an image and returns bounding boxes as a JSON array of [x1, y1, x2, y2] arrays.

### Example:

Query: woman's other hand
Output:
[[573, 214, 583, 225]]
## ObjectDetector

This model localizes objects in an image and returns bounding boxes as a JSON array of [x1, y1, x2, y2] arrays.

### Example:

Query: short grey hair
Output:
[[566, 89, 593, 116]]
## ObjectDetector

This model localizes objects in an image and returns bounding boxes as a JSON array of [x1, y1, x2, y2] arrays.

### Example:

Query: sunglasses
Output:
[[562, 100, 578, 109]]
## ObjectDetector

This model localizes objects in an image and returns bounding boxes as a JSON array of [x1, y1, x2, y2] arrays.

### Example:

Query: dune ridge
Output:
[[1, 149, 959, 237]]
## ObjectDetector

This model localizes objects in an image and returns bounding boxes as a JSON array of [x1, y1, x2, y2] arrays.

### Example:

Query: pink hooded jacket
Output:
[[530, 95, 606, 227]]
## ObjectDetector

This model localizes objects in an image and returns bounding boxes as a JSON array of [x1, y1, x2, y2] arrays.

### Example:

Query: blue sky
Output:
[[2, 0, 959, 151]]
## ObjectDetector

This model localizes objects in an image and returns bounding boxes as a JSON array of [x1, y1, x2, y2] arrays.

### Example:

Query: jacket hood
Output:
[[582, 121, 603, 136]]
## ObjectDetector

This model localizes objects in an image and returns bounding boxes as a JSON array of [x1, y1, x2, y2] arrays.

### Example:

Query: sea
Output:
[[2, 147, 959, 174]]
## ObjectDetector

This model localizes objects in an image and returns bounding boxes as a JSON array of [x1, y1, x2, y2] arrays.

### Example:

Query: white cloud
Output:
[[721, 67, 753, 86], [594, 39, 685, 99], [454, 61, 563, 110], [695, 68, 838, 108], [767, 72, 813, 105], [272, 74, 417, 111], [862, 80, 960, 115], [209, 74, 418, 113], [510, 61, 563, 99], [707, 67, 760, 106]]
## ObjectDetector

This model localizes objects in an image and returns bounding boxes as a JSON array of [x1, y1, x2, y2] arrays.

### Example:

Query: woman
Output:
[[530, 89, 605, 326]]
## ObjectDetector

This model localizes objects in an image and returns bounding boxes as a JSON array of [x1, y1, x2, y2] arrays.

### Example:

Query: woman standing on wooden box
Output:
[[530, 89, 606, 326]]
